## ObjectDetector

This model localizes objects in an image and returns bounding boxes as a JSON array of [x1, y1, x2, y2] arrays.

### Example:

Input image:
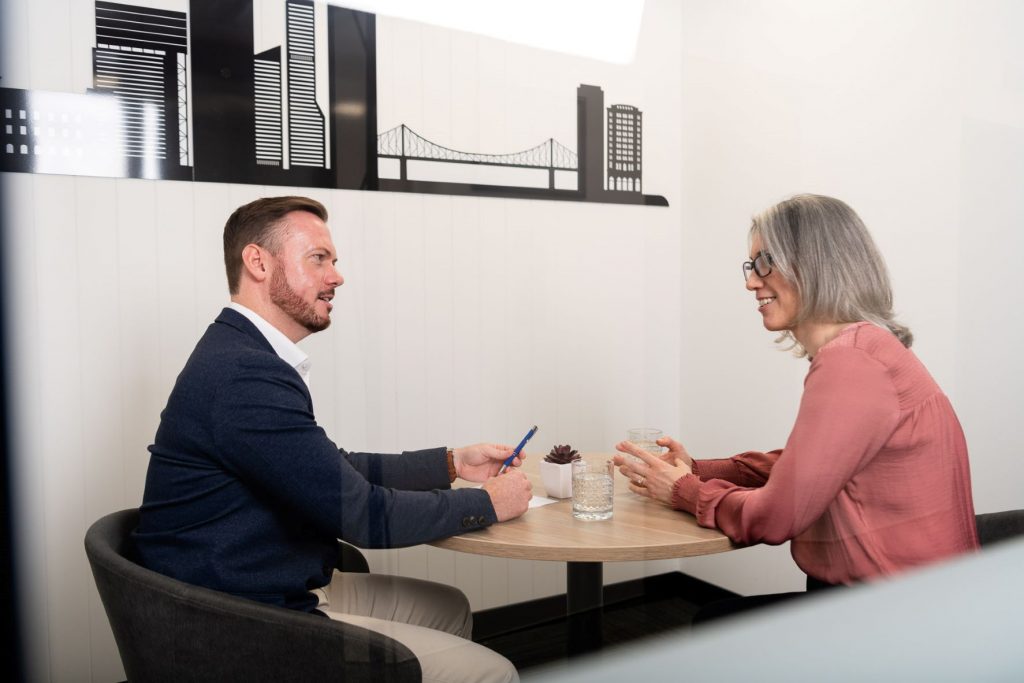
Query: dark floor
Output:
[[473, 572, 735, 672]]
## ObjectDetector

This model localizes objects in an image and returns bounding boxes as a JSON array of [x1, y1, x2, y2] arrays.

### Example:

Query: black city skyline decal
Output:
[[0, 0, 668, 207]]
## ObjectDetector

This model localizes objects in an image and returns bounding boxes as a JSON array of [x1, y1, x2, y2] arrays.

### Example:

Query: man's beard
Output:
[[270, 267, 331, 333]]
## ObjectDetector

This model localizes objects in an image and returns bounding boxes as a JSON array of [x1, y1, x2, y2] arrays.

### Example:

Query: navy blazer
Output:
[[133, 308, 496, 611]]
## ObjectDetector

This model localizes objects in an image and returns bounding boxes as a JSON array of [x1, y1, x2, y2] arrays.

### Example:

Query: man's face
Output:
[[267, 210, 343, 339]]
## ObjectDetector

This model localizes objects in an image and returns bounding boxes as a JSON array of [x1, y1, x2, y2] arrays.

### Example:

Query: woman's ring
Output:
[[636, 475, 646, 487]]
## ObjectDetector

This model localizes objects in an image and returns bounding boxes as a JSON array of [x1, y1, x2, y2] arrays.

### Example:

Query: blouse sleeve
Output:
[[682, 345, 900, 545], [692, 450, 782, 487]]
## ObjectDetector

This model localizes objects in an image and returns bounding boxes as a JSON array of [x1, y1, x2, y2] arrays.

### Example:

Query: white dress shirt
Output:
[[227, 302, 312, 387]]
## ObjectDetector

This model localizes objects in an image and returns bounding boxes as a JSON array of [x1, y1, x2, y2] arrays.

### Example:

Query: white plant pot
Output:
[[540, 460, 574, 498]]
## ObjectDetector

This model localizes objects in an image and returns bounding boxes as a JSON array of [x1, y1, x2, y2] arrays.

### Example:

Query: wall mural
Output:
[[0, 0, 668, 207]]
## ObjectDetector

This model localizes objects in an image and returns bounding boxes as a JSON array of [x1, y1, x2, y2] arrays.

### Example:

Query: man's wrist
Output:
[[447, 448, 457, 482]]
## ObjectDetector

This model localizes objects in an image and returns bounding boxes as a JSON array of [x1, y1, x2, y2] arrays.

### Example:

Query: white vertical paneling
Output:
[[476, 40, 508, 155], [114, 180, 162, 497], [75, 175, 127, 683], [329, 190, 370, 446], [154, 182, 199, 395], [191, 185, 238, 333], [393, 196, 427, 448], [5, 172, 49, 683], [420, 195, 455, 444], [533, 559, 565, 600], [502, 201, 538, 442], [449, 31, 480, 154], [393, 193, 429, 579], [76, 175, 125, 514], [477, 555, 509, 610], [361, 193, 399, 452], [34, 173, 89, 682], [505, 558, 535, 606], [385, 19, 424, 138], [447, 198, 478, 437], [475, 199, 509, 441], [419, 23, 452, 149], [424, 545, 456, 590], [354, 193, 401, 577]]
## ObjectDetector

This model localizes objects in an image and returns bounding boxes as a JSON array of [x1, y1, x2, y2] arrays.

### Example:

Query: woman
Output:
[[614, 194, 978, 618]]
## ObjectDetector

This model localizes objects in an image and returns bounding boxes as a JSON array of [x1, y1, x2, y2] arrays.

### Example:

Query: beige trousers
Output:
[[321, 572, 518, 683]]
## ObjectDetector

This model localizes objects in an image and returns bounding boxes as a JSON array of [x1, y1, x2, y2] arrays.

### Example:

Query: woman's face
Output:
[[745, 235, 801, 333]]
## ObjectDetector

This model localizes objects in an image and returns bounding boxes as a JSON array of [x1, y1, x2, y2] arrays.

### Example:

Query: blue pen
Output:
[[498, 425, 538, 474]]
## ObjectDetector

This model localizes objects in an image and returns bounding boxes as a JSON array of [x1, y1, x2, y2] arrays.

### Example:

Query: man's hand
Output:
[[482, 470, 532, 522], [453, 443, 524, 482]]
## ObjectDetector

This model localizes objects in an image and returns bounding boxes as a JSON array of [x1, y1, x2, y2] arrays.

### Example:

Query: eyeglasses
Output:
[[741, 251, 774, 281]]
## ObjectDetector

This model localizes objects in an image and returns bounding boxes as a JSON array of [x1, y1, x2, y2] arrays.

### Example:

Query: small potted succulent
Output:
[[540, 444, 580, 499]]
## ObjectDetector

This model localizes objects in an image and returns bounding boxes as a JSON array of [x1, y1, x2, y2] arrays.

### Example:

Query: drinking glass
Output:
[[572, 459, 614, 521], [627, 427, 663, 462]]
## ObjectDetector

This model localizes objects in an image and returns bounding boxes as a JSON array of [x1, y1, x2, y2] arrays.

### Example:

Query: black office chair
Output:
[[976, 509, 1024, 547], [85, 509, 420, 682]]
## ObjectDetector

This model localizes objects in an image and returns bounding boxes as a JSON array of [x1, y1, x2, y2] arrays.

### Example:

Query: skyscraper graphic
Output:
[[91, 1, 190, 177], [607, 104, 641, 192], [577, 84, 605, 199], [286, 0, 326, 168], [254, 47, 284, 167]]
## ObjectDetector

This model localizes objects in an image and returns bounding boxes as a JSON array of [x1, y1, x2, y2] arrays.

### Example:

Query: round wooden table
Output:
[[430, 454, 737, 652]]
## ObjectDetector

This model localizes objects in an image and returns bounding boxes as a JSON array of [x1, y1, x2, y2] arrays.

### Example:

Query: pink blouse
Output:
[[672, 322, 978, 584]]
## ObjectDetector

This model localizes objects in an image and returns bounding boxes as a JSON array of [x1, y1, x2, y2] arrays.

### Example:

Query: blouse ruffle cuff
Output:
[[670, 473, 702, 513]]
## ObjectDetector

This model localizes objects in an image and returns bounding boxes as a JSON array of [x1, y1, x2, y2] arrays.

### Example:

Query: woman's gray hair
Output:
[[750, 194, 913, 355]]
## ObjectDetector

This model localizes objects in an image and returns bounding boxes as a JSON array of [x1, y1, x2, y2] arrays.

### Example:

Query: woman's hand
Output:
[[656, 436, 694, 469], [612, 436, 694, 505]]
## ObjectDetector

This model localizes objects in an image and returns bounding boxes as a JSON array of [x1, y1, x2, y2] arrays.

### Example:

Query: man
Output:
[[133, 196, 532, 682]]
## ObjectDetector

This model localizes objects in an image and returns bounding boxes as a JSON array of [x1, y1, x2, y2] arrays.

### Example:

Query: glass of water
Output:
[[627, 427, 663, 462], [572, 459, 614, 521]]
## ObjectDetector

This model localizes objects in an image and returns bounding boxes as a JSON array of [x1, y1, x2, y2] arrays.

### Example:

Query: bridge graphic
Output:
[[0, 2, 667, 206], [378, 124, 578, 189]]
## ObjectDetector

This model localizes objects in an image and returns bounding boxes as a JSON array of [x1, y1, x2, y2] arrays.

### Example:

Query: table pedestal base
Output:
[[567, 561, 603, 655]]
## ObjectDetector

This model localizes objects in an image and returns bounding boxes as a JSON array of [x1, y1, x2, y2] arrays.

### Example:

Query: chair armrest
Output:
[[337, 541, 370, 573]]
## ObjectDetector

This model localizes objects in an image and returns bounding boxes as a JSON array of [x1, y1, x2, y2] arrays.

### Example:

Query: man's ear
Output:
[[241, 244, 270, 282]]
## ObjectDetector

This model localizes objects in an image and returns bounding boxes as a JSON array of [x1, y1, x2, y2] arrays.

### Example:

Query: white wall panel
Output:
[[448, 31, 481, 153], [6, 174, 53, 683], [955, 118, 1024, 514], [154, 181, 200, 394], [114, 180, 163, 497], [35, 174, 90, 682], [327, 190, 371, 448], [77, 172, 126, 683], [420, 194, 456, 445], [393, 194, 431, 582], [393, 196, 428, 448], [77, 177, 124, 515]]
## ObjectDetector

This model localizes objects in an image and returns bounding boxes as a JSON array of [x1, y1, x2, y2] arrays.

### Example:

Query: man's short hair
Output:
[[223, 196, 328, 294]]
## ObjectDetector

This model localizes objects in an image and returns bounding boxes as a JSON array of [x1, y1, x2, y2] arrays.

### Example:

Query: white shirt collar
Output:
[[227, 302, 312, 386]]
